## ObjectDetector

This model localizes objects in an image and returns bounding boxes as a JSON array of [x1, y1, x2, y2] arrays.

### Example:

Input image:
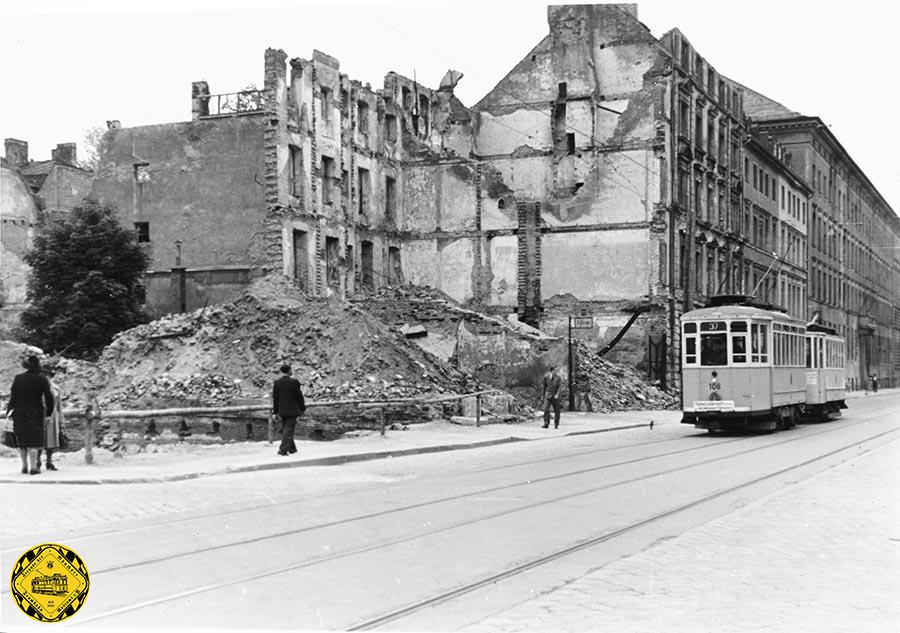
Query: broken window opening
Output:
[[325, 236, 340, 291], [385, 176, 397, 225], [357, 100, 369, 135], [361, 240, 374, 290], [289, 144, 303, 198], [293, 229, 309, 291], [340, 88, 349, 119], [321, 156, 335, 205], [573, 182, 584, 194], [418, 94, 429, 136], [385, 114, 398, 142], [497, 198, 506, 210], [388, 246, 402, 286], [566, 133, 576, 155], [341, 169, 349, 210], [402, 86, 412, 110], [134, 222, 150, 243], [320, 86, 333, 130], [357, 167, 370, 217]]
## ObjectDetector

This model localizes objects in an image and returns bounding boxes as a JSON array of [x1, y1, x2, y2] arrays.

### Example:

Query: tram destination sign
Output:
[[570, 316, 594, 329]]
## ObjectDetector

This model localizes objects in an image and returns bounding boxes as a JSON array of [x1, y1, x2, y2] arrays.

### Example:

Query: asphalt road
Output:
[[2, 394, 897, 631]]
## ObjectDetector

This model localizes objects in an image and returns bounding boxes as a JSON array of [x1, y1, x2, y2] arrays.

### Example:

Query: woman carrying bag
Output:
[[5, 355, 54, 475]]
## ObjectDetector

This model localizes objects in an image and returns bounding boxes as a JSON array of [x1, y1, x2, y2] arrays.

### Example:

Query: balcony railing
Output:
[[202, 90, 264, 117]]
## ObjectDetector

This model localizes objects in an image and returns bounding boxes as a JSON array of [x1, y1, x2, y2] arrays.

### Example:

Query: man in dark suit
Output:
[[272, 363, 306, 456], [6, 355, 54, 474], [542, 365, 563, 429]]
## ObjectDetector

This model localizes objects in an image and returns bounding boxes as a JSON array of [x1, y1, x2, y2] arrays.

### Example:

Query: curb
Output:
[[0, 422, 651, 485]]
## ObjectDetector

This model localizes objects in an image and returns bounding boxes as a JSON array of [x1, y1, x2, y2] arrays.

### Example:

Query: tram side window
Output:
[[805, 337, 812, 368], [730, 321, 747, 363], [683, 322, 697, 365], [750, 323, 768, 363], [685, 337, 697, 364]]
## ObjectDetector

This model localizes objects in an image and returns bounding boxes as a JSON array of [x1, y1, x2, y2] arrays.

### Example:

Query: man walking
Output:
[[272, 363, 306, 456], [542, 365, 563, 429]]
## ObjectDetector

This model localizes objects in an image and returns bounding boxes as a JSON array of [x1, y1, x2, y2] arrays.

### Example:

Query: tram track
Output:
[[62, 416, 899, 625], [9, 398, 894, 555], [346, 426, 900, 630], [0, 430, 723, 552], [2, 418, 856, 581]]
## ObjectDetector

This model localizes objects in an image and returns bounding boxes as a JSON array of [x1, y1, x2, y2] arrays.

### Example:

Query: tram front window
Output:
[[700, 333, 727, 366]]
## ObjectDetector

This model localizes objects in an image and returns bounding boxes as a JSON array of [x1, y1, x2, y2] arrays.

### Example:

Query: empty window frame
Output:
[[290, 144, 303, 197], [134, 222, 150, 243]]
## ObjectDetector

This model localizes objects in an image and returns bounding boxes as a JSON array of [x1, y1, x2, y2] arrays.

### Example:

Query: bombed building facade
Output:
[[87, 3, 900, 390], [1, 138, 93, 336]]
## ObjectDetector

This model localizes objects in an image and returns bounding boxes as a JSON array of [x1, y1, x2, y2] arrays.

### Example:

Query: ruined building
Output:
[[1, 139, 93, 336], [88, 3, 899, 389]]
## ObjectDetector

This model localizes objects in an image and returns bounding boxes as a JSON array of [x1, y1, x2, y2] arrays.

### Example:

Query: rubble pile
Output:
[[92, 274, 484, 409], [574, 342, 678, 413], [0, 340, 105, 410], [355, 285, 550, 341]]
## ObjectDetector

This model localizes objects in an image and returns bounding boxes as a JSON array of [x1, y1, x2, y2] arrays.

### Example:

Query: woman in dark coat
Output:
[[5, 355, 54, 474]]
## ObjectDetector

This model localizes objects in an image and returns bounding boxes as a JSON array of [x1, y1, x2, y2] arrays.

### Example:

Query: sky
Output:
[[1, 0, 898, 213]]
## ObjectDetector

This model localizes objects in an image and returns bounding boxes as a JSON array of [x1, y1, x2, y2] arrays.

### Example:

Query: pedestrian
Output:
[[5, 355, 54, 475], [541, 365, 562, 429], [272, 363, 306, 456], [37, 367, 64, 471], [872, 372, 878, 393], [573, 371, 593, 412]]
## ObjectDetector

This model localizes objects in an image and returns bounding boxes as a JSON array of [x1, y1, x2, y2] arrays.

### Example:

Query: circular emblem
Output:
[[9, 543, 90, 622]]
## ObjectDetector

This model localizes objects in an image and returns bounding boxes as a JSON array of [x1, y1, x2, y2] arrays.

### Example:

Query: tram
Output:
[[680, 295, 845, 433], [802, 323, 847, 420], [31, 573, 68, 596]]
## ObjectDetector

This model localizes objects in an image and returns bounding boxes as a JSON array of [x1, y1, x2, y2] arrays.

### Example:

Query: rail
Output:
[[201, 90, 264, 116], [61, 390, 505, 464]]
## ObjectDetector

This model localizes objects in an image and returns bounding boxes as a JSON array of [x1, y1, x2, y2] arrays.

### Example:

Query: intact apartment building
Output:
[[87, 3, 899, 389], [740, 90, 900, 388]]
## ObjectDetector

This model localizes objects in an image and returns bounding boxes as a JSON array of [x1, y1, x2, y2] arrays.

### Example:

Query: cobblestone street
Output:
[[463, 438, 900, 633]]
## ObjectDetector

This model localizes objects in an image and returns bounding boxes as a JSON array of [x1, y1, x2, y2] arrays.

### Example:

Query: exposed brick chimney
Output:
[[191, 81, 210, 120], [51, 142, 77, 166], [4, 138, 28, 169]]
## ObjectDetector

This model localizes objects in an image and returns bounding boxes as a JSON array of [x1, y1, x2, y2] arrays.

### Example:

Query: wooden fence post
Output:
[[475, 394, 481, 428], [267, 415, 274, 444], [379, 408, 385, 437], [84, 398, 99, 465]]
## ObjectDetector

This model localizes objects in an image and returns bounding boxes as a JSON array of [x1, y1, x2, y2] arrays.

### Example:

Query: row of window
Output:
[[683, 320, 846, 369], [683, 320, 770, 366], [317, 85, 427, 141], [675, 36, 741, 117], [677, 99, 740, 167], [287, 146, 398, 221], [745, 157, 778, 203], [780, 184, 807, 224]]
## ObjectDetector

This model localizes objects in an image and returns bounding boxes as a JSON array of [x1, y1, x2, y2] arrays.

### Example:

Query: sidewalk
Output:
[[0, 409, 668, 485], [2, 387, 892, 486]]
